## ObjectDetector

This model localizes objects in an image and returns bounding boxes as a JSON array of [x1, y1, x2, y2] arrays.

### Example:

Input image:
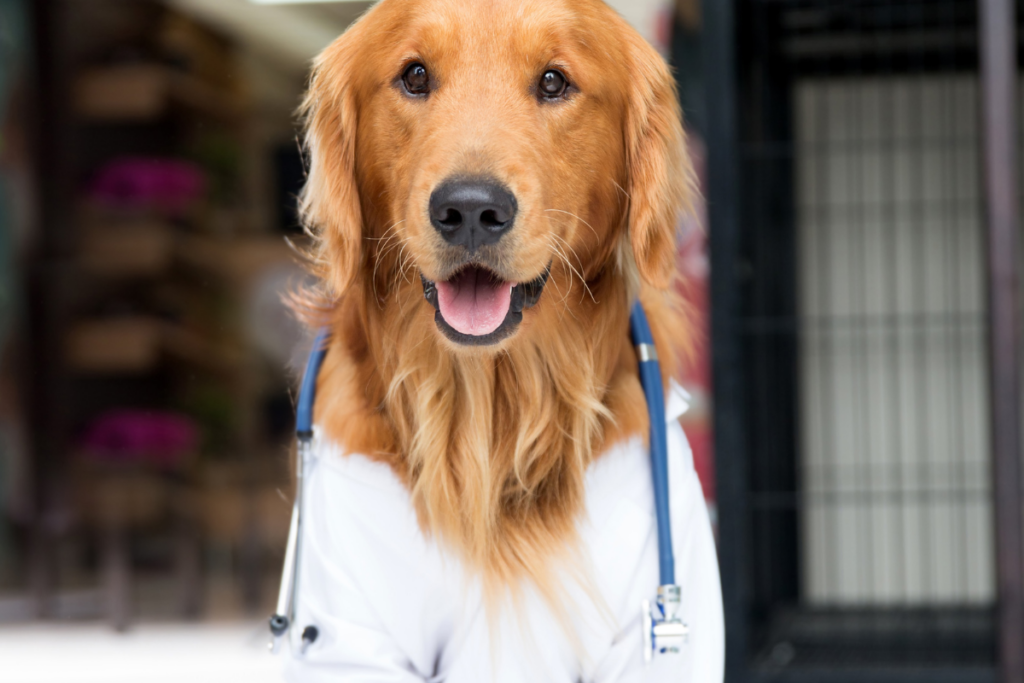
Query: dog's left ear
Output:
[[623, 34, 692, 290]]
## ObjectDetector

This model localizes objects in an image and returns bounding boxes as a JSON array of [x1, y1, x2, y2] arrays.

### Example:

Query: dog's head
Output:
[[302, 0, 689, 350]]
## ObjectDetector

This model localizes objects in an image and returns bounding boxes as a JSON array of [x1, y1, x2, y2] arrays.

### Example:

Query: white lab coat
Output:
[[282, 383, 724, 682]]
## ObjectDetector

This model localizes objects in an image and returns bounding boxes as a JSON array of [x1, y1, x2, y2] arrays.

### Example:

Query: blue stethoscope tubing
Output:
[[271, 302, 680, 655], [628, 302, 675, 586], [295, 328, 332, 441]]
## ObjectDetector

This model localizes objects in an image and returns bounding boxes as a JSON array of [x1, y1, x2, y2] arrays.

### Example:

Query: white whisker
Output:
[[545, 222, 597, 305], [371, 220, 408, 293], [611, 180, 631, 203], [543, 237, 583, 321], [543, 209, 598, 241]]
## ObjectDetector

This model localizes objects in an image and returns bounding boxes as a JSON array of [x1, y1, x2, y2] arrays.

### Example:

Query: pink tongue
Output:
[[436, 268, 513, 336]]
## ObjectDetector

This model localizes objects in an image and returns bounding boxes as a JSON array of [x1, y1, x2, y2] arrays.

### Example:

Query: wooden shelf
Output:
[[75, 64, 244, 122], [176, 234, 299, 286], [79, 221, 176, 278], [66, 317, 242, 375], [162, 324, 243, 373], [66, 317, 164, 374]]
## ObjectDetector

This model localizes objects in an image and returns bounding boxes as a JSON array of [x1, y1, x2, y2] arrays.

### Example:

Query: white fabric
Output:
[[282, 382, 724, 682]]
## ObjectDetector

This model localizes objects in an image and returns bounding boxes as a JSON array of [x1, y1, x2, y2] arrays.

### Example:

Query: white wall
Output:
[[604, 0, 670, 46], [167, 0, 369, 70]]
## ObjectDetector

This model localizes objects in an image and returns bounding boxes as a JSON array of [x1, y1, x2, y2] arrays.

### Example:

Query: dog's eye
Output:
[[539, 70, 568, 99], [402, 63, 430, 96]]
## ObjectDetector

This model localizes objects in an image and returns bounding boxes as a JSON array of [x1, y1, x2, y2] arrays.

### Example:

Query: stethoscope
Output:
[[270, 302, 688, 663]]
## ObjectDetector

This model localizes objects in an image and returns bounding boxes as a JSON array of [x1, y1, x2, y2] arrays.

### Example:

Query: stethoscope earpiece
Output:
[[300, 626, 319, 654], [268, 614, 289, 653]]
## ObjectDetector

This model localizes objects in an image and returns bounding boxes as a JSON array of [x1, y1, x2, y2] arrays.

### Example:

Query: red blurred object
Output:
[[675, 137, 716, 510], [80, 410, 198, 469], [88, 157, 206, 214]]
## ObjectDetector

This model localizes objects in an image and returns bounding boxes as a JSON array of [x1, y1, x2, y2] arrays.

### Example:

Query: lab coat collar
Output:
[[666, 380, 691, 423]]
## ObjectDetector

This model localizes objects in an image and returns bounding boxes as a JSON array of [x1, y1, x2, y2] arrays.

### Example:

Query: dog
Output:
[[285, 0, 723, 679]]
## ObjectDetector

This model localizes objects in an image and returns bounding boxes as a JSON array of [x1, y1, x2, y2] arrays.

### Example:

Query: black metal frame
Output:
[[706, 1, 1022, 681], [979, 0, 1024, 681]]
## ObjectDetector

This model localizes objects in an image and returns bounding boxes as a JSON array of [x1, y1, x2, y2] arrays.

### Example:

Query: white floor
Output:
[[0, 621, 284, 683]]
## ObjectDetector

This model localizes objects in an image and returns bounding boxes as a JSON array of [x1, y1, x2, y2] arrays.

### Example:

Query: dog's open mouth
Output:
[[422, 264, 550, 346]]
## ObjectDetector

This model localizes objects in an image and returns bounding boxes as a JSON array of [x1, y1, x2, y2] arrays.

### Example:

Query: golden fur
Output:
[[296, 0, 693, 602]]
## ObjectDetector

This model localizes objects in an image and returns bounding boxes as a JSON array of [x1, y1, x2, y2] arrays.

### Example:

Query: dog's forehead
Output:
[[371, 0, 617, 68]]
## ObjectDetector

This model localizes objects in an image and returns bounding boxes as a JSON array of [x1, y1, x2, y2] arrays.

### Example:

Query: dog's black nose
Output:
[[429, 178, 517, 251]]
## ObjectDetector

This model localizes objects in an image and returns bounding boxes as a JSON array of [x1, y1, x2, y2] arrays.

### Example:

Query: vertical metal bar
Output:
[[704, 0, 748, 680], [979, 0, 1024, 681], [26, 0, 63, 620]]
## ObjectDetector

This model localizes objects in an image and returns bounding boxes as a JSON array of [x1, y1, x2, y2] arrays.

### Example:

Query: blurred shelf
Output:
[[176, 234, 299, 286], [197, 461, 290, 546], [162, 324, 243, 373], [66, 317, 243, 375], [72, 467, 172, 529], [66, 317, 164, 374], [79, 221, 176, 278], [75, 64, 245, 122]]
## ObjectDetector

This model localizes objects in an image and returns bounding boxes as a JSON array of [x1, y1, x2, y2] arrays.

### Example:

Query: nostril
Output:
[[439, 208, 462, 229], [479, 209, 503, 230]]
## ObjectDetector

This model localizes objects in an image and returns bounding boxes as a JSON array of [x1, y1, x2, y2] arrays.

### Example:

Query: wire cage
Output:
[[704, 1, 1019, 681]]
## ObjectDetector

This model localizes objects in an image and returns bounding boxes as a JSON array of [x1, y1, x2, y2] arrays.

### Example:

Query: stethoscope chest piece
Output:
[[642, 585, 689, 664]]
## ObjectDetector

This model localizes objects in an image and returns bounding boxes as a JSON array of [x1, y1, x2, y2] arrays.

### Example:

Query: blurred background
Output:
[[2, 1, 1023, 682], [705, 1, 1024, 682]]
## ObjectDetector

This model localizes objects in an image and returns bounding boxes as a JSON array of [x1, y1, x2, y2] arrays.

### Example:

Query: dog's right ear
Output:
[[621, 29, 691, 291], [300, 33, 363, 297]]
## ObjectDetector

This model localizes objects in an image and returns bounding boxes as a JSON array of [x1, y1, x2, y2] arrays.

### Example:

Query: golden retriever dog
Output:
[[289, 0, 716, 676]]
